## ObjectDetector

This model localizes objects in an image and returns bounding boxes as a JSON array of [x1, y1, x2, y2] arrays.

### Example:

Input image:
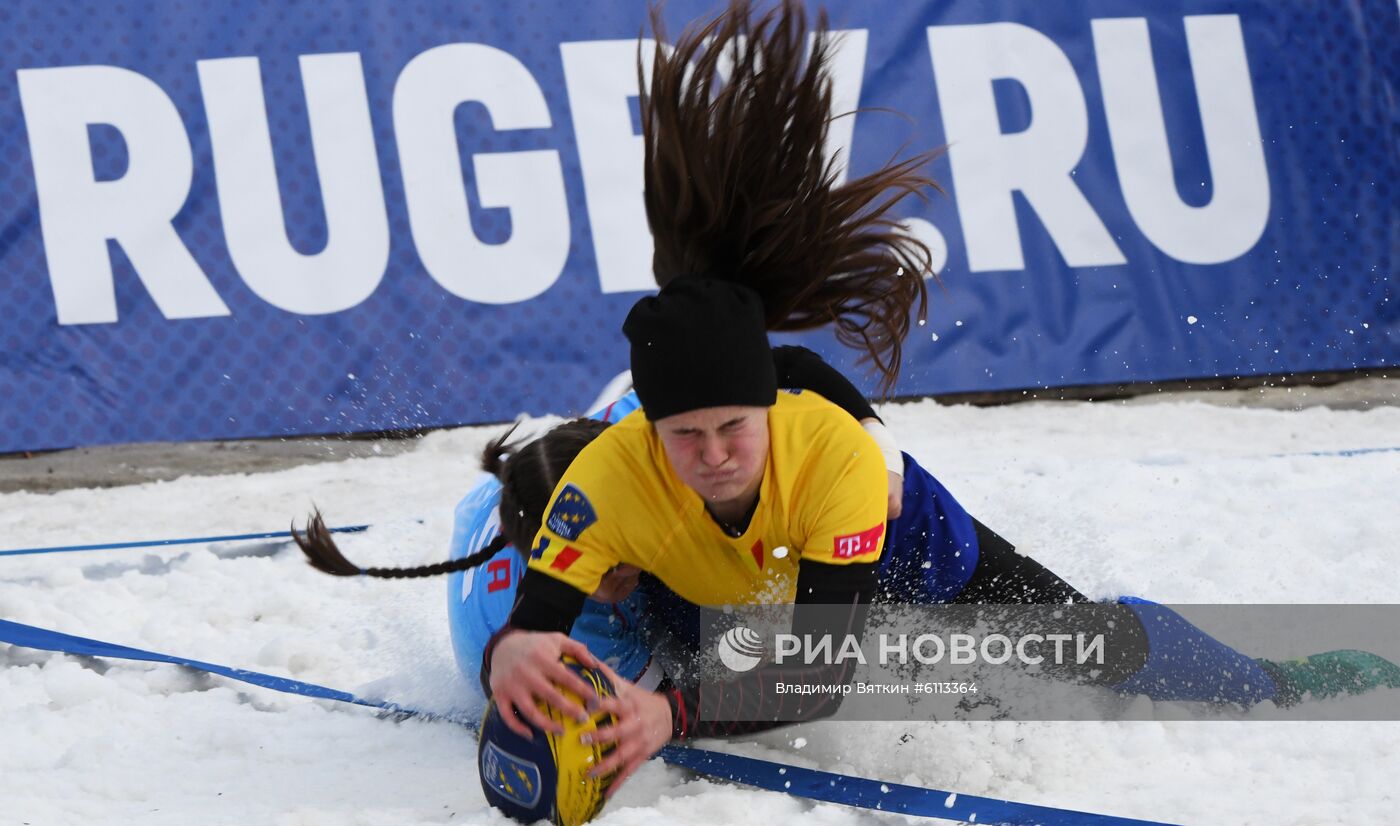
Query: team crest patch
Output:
[[481, 741, 542, 808], [833, 523, 885, 559], [545, 483, 597, 541]]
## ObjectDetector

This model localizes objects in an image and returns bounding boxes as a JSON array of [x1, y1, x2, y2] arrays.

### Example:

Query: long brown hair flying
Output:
[[641, 0, 940, 394], [291, 419, 611, 580]]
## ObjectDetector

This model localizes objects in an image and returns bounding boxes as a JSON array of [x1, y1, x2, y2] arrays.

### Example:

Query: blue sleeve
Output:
[[447, 474, 522, 697], [569, 592, 659, 688], [590, 389, 640, 423]]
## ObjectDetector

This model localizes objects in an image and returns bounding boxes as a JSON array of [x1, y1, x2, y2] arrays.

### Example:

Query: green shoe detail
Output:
[[1257, 649, 1400, 707]]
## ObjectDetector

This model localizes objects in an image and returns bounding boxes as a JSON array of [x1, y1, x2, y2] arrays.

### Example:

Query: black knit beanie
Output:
[[623, 279, 777, 421]]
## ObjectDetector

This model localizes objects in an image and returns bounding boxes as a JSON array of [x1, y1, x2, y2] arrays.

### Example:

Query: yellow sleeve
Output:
[[798, 424, 889, 566], [526, 479, 620, 596]]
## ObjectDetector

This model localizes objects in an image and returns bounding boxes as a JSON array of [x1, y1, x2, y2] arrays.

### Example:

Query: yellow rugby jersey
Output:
[[526, 390, 887, 606]]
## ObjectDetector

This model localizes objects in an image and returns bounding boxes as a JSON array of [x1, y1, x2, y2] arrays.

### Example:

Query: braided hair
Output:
[[485, 418, 610, 556], [292, 418, 611, 579], [641, 0, 941, 394]]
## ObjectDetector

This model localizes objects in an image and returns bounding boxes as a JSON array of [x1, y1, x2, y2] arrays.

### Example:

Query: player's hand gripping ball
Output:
[[478, 656, 618, 825]]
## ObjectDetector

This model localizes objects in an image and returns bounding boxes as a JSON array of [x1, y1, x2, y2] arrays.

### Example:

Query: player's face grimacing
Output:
[[654, 405, 770, 521]]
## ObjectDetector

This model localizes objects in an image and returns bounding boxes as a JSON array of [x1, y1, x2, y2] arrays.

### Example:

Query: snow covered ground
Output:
[[3, 396, 1398, 825]]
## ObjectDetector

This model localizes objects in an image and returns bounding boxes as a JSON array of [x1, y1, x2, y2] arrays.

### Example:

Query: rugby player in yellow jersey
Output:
[[487, 278, 892, 791], [485, 0, 942, 795], [512, 377, 886, 609]]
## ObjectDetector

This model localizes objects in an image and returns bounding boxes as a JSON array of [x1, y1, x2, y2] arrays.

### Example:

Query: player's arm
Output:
[[481, 576, 596, 738], [483, 480, 620, 737]]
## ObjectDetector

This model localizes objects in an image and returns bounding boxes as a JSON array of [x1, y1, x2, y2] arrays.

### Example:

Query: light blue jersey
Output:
[[446, 392, 660, 697]]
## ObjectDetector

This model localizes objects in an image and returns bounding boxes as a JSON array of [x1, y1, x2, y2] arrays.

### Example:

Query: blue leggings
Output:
[[948, 517, 1276, 703]]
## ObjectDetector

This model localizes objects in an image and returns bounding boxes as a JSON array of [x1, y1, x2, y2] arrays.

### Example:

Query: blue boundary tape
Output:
[[0, 617, 1177, 826], [0, 617, 391, 713], [0, 525, 369, 558], [1269, 445, 1400, 459]]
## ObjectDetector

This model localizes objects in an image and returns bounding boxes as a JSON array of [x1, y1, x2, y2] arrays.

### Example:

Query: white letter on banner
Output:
[[1092, 16, 1269, 264], [16, 66, 229, 324], [394, 44, 569, 304], [561, 31, 866, 294], [716, 31, 868, 185], [927, 23, 1126, 272], [197, 53, 389, 314], [817, 30, 869, 189], [559, 38, 659, 295]]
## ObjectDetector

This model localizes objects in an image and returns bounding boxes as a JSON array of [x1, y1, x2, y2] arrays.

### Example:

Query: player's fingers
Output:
[[535, 682, 588, 725], [583, 716, 623, 746], [516, 697, 563, 736], [592, 658, 622, 683], [497, 698, 535, 739], [534, 658, 596, 706], [594, 737, 649, 781], [557, 635, 601, 668], [589, 696, 626, 724], [534, 658, 596, 702], [588, 743, 631, 778], [586, 661, 628, 711], [509, 679, 567, 733]]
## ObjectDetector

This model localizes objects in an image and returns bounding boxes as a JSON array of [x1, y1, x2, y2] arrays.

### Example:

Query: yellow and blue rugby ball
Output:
[[478, 657, 619, 826]]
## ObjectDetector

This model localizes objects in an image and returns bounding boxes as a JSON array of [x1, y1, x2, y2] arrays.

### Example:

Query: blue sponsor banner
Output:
[[0, 1, 1395, 451]]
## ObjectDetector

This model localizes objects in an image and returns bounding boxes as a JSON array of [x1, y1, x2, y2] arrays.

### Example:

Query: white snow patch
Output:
[[3, 399, 1398, 823]]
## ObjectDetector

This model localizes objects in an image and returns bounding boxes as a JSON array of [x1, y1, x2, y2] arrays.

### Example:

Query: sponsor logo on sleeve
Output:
[[833, 523, 885, 559], [545, 483, 598, 541]]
